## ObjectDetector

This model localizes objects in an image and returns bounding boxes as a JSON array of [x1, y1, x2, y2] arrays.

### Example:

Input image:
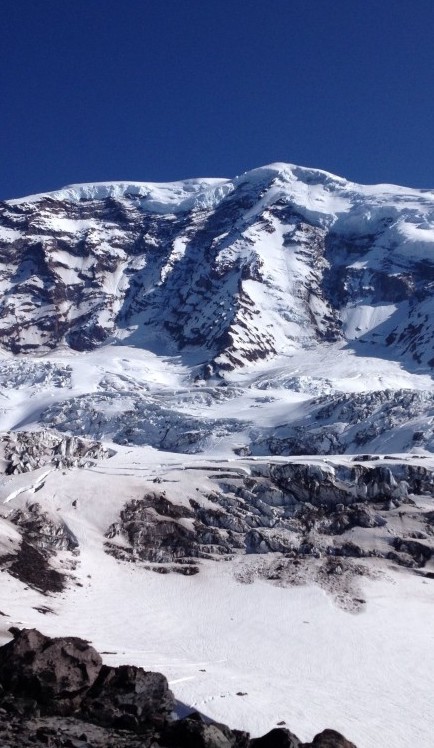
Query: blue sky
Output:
[[2, 0, 434, 199]]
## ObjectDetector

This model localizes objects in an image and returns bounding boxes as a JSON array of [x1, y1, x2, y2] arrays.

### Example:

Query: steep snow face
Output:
[[1, 163, 434, 371]]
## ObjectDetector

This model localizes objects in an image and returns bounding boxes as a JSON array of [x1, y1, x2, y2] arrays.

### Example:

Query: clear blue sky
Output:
[[2, 0, 434, 200]]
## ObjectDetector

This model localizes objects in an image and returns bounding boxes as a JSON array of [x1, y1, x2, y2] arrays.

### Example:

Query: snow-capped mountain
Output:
[[2, 163, 434, 370], [1, 164, 434, 748], [2, 163, 434, 455]]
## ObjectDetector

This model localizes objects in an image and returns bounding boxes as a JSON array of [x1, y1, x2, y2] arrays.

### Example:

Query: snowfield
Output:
[[0, 451, 433, 748], [1, 162, 434, 747]]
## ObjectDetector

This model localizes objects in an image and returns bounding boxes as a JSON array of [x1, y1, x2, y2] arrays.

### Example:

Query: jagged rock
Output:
[[1, 430, 113, 475], [0, 713, 159, 747], [82, 664, 174, 730], [0, 628, 102, 715], [319, 505, 386, 535], [392, 537, 432, 567], [105, 495, 234, 563], [9, 503, 79, 552], [100, 460, 434, 581], [0, 502, 77, 593]]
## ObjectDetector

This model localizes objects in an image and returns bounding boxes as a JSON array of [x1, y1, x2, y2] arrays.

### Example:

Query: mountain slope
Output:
[[1, 165, 434, 748], [2, 163, 434, 373]]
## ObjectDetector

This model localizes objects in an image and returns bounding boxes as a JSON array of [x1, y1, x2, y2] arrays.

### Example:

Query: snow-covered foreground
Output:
[[0, 450, 433, 748], [0, 522, 433, 748]]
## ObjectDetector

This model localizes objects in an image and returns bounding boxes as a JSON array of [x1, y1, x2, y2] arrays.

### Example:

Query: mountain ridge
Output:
[[6, 161, 434, 206], [2, 161, 434, 375]]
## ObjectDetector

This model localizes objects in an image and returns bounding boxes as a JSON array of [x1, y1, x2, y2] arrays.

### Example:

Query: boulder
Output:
[[0, 628, 102, 715], [82, 663, 174, 730], [306, 729, 357, 747], [160, 712, 244, 748]]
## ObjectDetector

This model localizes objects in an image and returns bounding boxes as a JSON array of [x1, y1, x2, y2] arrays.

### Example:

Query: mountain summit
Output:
[[2, 163, 434, 373]]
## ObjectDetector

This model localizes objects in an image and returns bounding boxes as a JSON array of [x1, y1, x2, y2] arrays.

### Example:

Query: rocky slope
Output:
[[1, 448, 433, 612]]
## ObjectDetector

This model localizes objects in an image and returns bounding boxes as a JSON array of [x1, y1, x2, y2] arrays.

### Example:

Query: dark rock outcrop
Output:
[[0, 628, 102, 714], [102, 460, 434, 581], [0, 502, 75, 594], [82, 663, 174, 731], [161, 711, 249, 748], [2, 540, 67, 594], [105, 493, 235, 563], [9, 503, 79, 552], [305, 728, 357, 747], [250, 727, 301, 747]]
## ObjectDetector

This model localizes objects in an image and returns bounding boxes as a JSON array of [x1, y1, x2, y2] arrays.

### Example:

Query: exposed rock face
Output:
[[307, 730, 357, 748], [105, 493, 236, 563], [9, 502, 79, 552], [250, 727, 301, 747], [0, 628, 358, 748], [103, 460, 434, 587], [251, 460, 431, 505], [0, 502, 77, 594], [1, 539, 67, 594], [160, 711, 249, 748], [1, 455, 433, 604]]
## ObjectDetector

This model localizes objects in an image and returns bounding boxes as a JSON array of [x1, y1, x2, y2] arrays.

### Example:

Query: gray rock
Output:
[[161, 713, 239, 748], [0, 628, 102, 714], [82, 663, 174, 730], [305, 728, 357, 747]]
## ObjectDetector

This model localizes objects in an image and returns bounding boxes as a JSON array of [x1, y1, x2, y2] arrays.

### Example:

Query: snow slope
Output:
[[0, 453, 433, 748]]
